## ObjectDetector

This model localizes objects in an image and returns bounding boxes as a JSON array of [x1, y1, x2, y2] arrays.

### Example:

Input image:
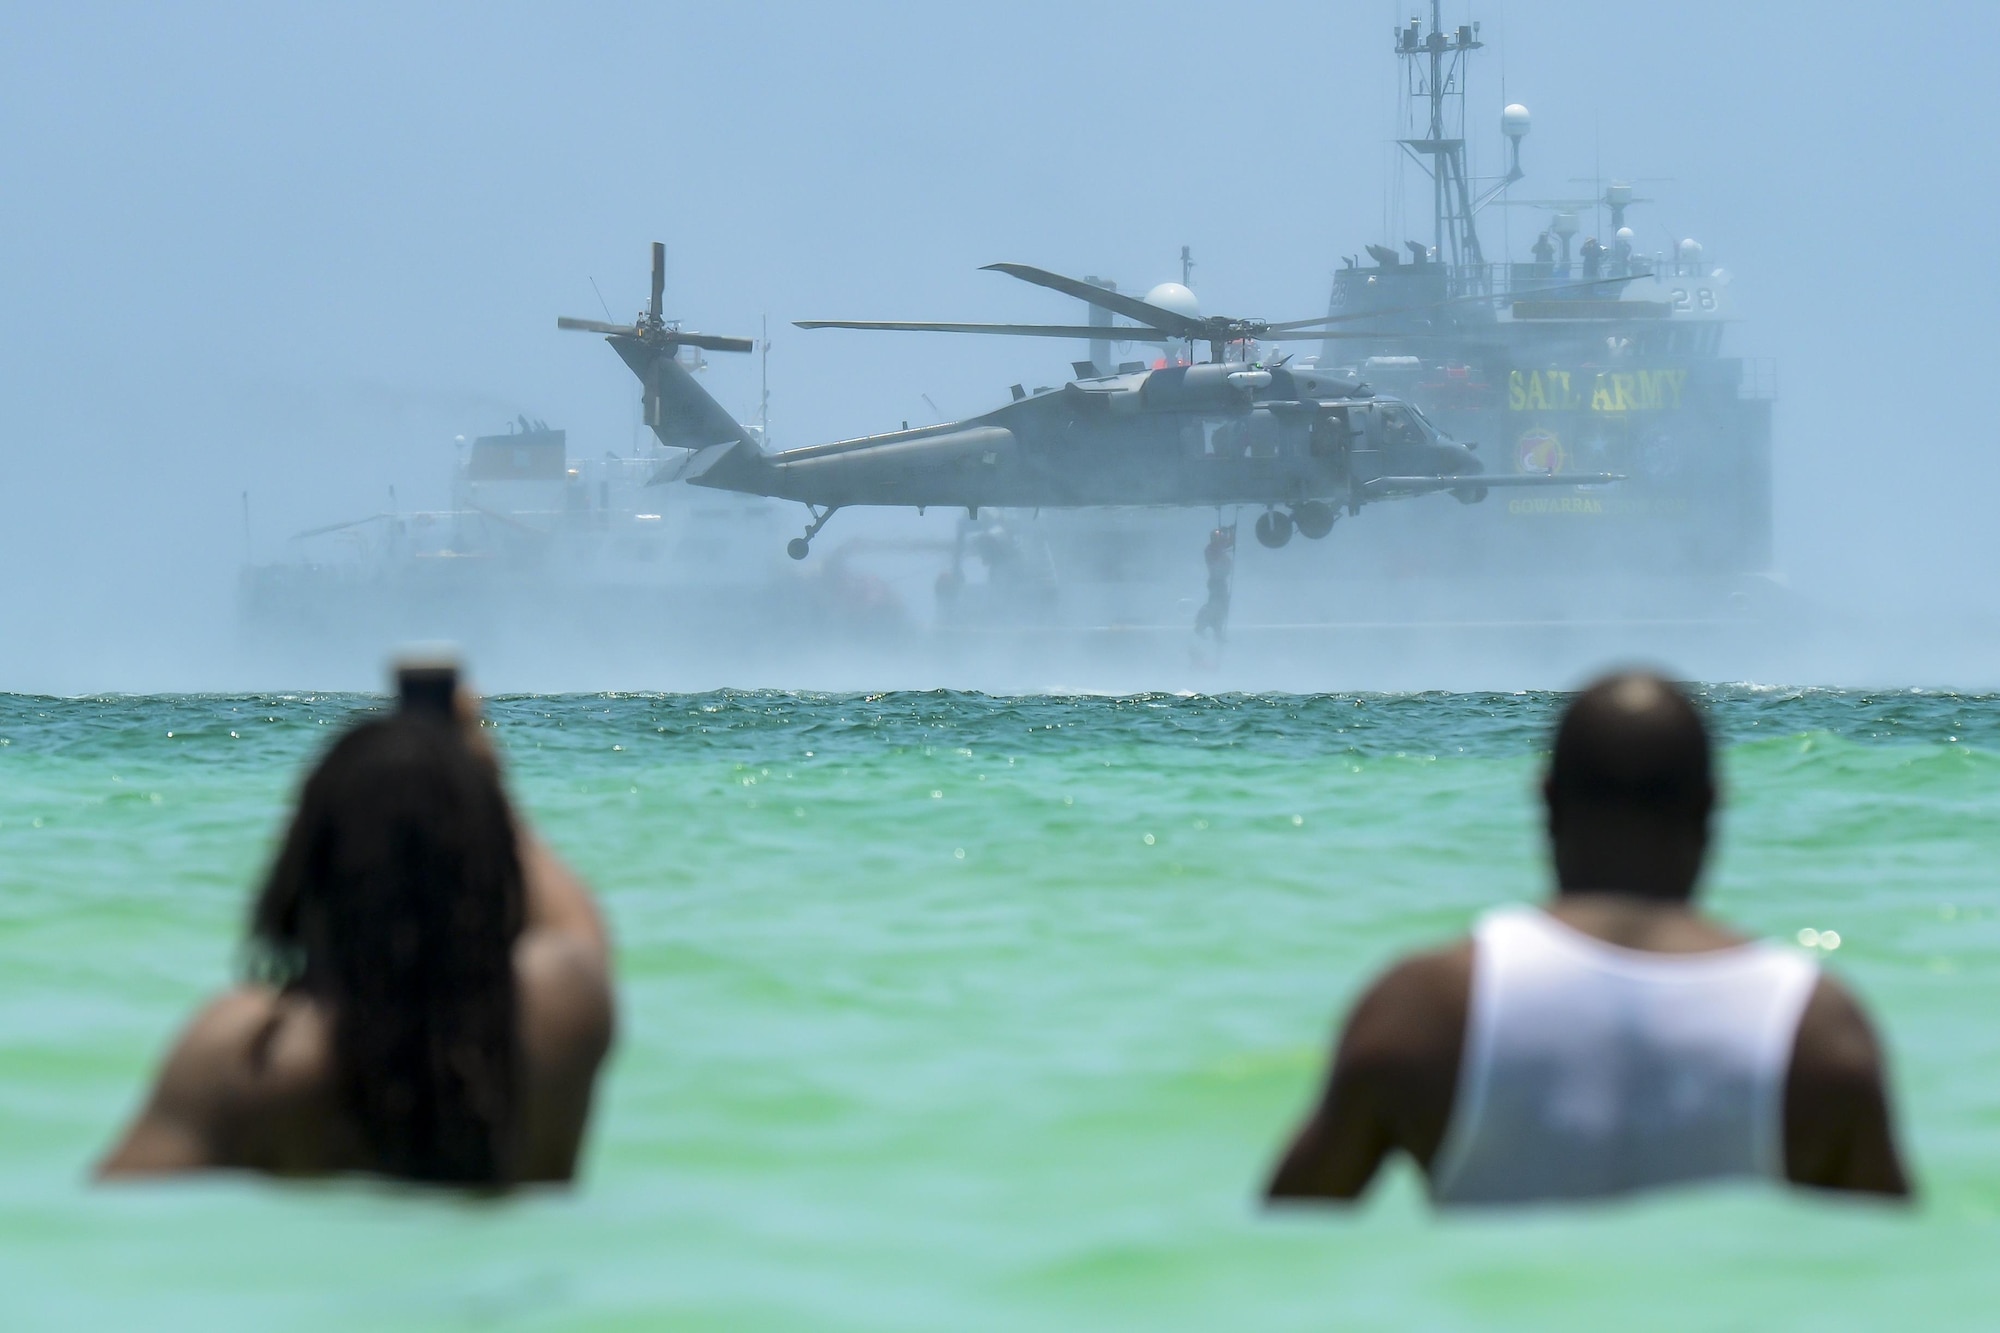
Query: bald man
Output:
[[1266, 672, 1911, 1207]]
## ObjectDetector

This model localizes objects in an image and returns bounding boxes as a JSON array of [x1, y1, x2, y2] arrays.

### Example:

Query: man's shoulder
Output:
[[1360, 940, 1475, 1007], [1341, 940, 1475, 1069], [1319, 938, 1476, 1172], [1783, 971, 1911, 1196], [1789, 972, 1887, 1089]]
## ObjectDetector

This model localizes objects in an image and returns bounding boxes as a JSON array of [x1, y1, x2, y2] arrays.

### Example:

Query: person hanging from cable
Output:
[[1195, 525, 1236, 643]]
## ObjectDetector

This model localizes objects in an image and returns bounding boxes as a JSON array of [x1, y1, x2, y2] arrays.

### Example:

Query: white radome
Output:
[[1615, 226, 1635, 244], [1142, 282, 1202, 320], [1501, 103, 1531, 139]]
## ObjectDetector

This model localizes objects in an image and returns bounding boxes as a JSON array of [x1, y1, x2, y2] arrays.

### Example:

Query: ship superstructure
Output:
[[1311, 3, 1772, 578]]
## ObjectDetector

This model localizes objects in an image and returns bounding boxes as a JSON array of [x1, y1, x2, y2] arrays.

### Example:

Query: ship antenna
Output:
[[1395, 2, 1486, 275], [1500, 7, 1511, 264], [759, 314, 770, 447]]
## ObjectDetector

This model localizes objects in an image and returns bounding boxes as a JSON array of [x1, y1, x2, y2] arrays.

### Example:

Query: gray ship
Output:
[[238, 417, 922, 685]]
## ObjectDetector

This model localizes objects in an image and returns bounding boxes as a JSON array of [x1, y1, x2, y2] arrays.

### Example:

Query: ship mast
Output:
[[1397, 3, 1485, 272]]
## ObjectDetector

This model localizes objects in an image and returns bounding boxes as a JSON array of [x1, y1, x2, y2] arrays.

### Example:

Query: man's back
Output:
[[1430, 904, 1818, 1203], [1267, 896, 1909, 1205], [1265, 673, 1911, 1208]]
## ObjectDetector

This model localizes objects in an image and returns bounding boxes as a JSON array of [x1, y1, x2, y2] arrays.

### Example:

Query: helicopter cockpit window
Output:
[[1378, 404, 1421, 446]]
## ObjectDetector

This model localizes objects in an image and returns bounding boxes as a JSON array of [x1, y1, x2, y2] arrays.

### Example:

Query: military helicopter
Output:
[[558, 244, 1619, 558]]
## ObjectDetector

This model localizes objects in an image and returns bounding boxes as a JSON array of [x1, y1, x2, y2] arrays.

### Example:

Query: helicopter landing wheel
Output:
[[788, 504, 841, 560], [1254, 509, 1294, 549], [1292, 501, 1337, 540]]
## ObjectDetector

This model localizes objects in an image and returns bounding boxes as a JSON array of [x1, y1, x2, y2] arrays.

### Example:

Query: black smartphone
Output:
[[396, 660, 459, 716]]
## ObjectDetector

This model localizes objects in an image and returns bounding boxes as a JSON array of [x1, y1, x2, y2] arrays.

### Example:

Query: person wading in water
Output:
[[1265, 671, 1911, 1206], [99, 687, 614, 1187]]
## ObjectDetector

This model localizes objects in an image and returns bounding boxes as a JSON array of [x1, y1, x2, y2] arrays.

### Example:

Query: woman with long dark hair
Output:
[[99, 701, 614, 1186]]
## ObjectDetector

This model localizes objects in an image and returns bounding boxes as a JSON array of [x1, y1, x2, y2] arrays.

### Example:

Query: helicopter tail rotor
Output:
[[649, 241, 666, 325], [556, 241, 753, 354]]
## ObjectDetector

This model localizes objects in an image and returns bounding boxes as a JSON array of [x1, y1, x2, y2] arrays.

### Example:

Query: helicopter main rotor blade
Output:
[[649, 241, 666, 324], [556, 317, 751, 352], [558, 316, 645, 336], [676, 332, 754, 353], [1247, 329, 1430, 341], [793, 319, 1458, 345], [795, 319, 1172, 342], [979, 263, 1204, 339], [1264, 274, 1648, 333]]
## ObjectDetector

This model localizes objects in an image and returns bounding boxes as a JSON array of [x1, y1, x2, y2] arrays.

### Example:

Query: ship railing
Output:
[[1449, 257, 1719, 299], [1493, 261, 1659, 296], [1335, 255, 1723, 310]]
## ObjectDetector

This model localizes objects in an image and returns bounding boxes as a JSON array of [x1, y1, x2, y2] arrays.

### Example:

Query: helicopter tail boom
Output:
[[609, 337, 759, 454]]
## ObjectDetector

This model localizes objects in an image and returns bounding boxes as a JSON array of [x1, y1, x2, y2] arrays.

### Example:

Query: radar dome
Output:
[[1142, 282, 1201, 320], [1678, 237, 1703, 260], [1615, 226, 1634, 244], [1501, 104, 1531, 139]]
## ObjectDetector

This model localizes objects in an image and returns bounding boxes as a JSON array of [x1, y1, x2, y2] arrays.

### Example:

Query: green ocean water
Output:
[[1, 688, 1996, 1329]]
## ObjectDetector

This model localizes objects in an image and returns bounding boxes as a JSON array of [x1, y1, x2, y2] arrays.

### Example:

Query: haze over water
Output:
[[3, 1, 1998, 692], [4, 688, 1995, 1327]]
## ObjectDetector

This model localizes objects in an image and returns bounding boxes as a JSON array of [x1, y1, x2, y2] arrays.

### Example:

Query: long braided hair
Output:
[[249, 713, 525, 1184]]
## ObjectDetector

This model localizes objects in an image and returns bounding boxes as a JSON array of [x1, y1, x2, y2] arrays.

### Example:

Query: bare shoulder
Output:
[[1340, 940, 1475, 1067], [149, 988, 307, 1108], [511, 930, 616, 1182], [1783, 971, 1912, 1197], [1788, 972, 1888, 1094], [98, 986, 327, 1178], [512, 835, 614, 1076], [514, 930, 615, 1074], [1263, 939, 1476, 1201]]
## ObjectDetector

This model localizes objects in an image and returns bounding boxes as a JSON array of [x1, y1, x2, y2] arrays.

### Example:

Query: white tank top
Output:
[[1429, 905, 1820, 1206]]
